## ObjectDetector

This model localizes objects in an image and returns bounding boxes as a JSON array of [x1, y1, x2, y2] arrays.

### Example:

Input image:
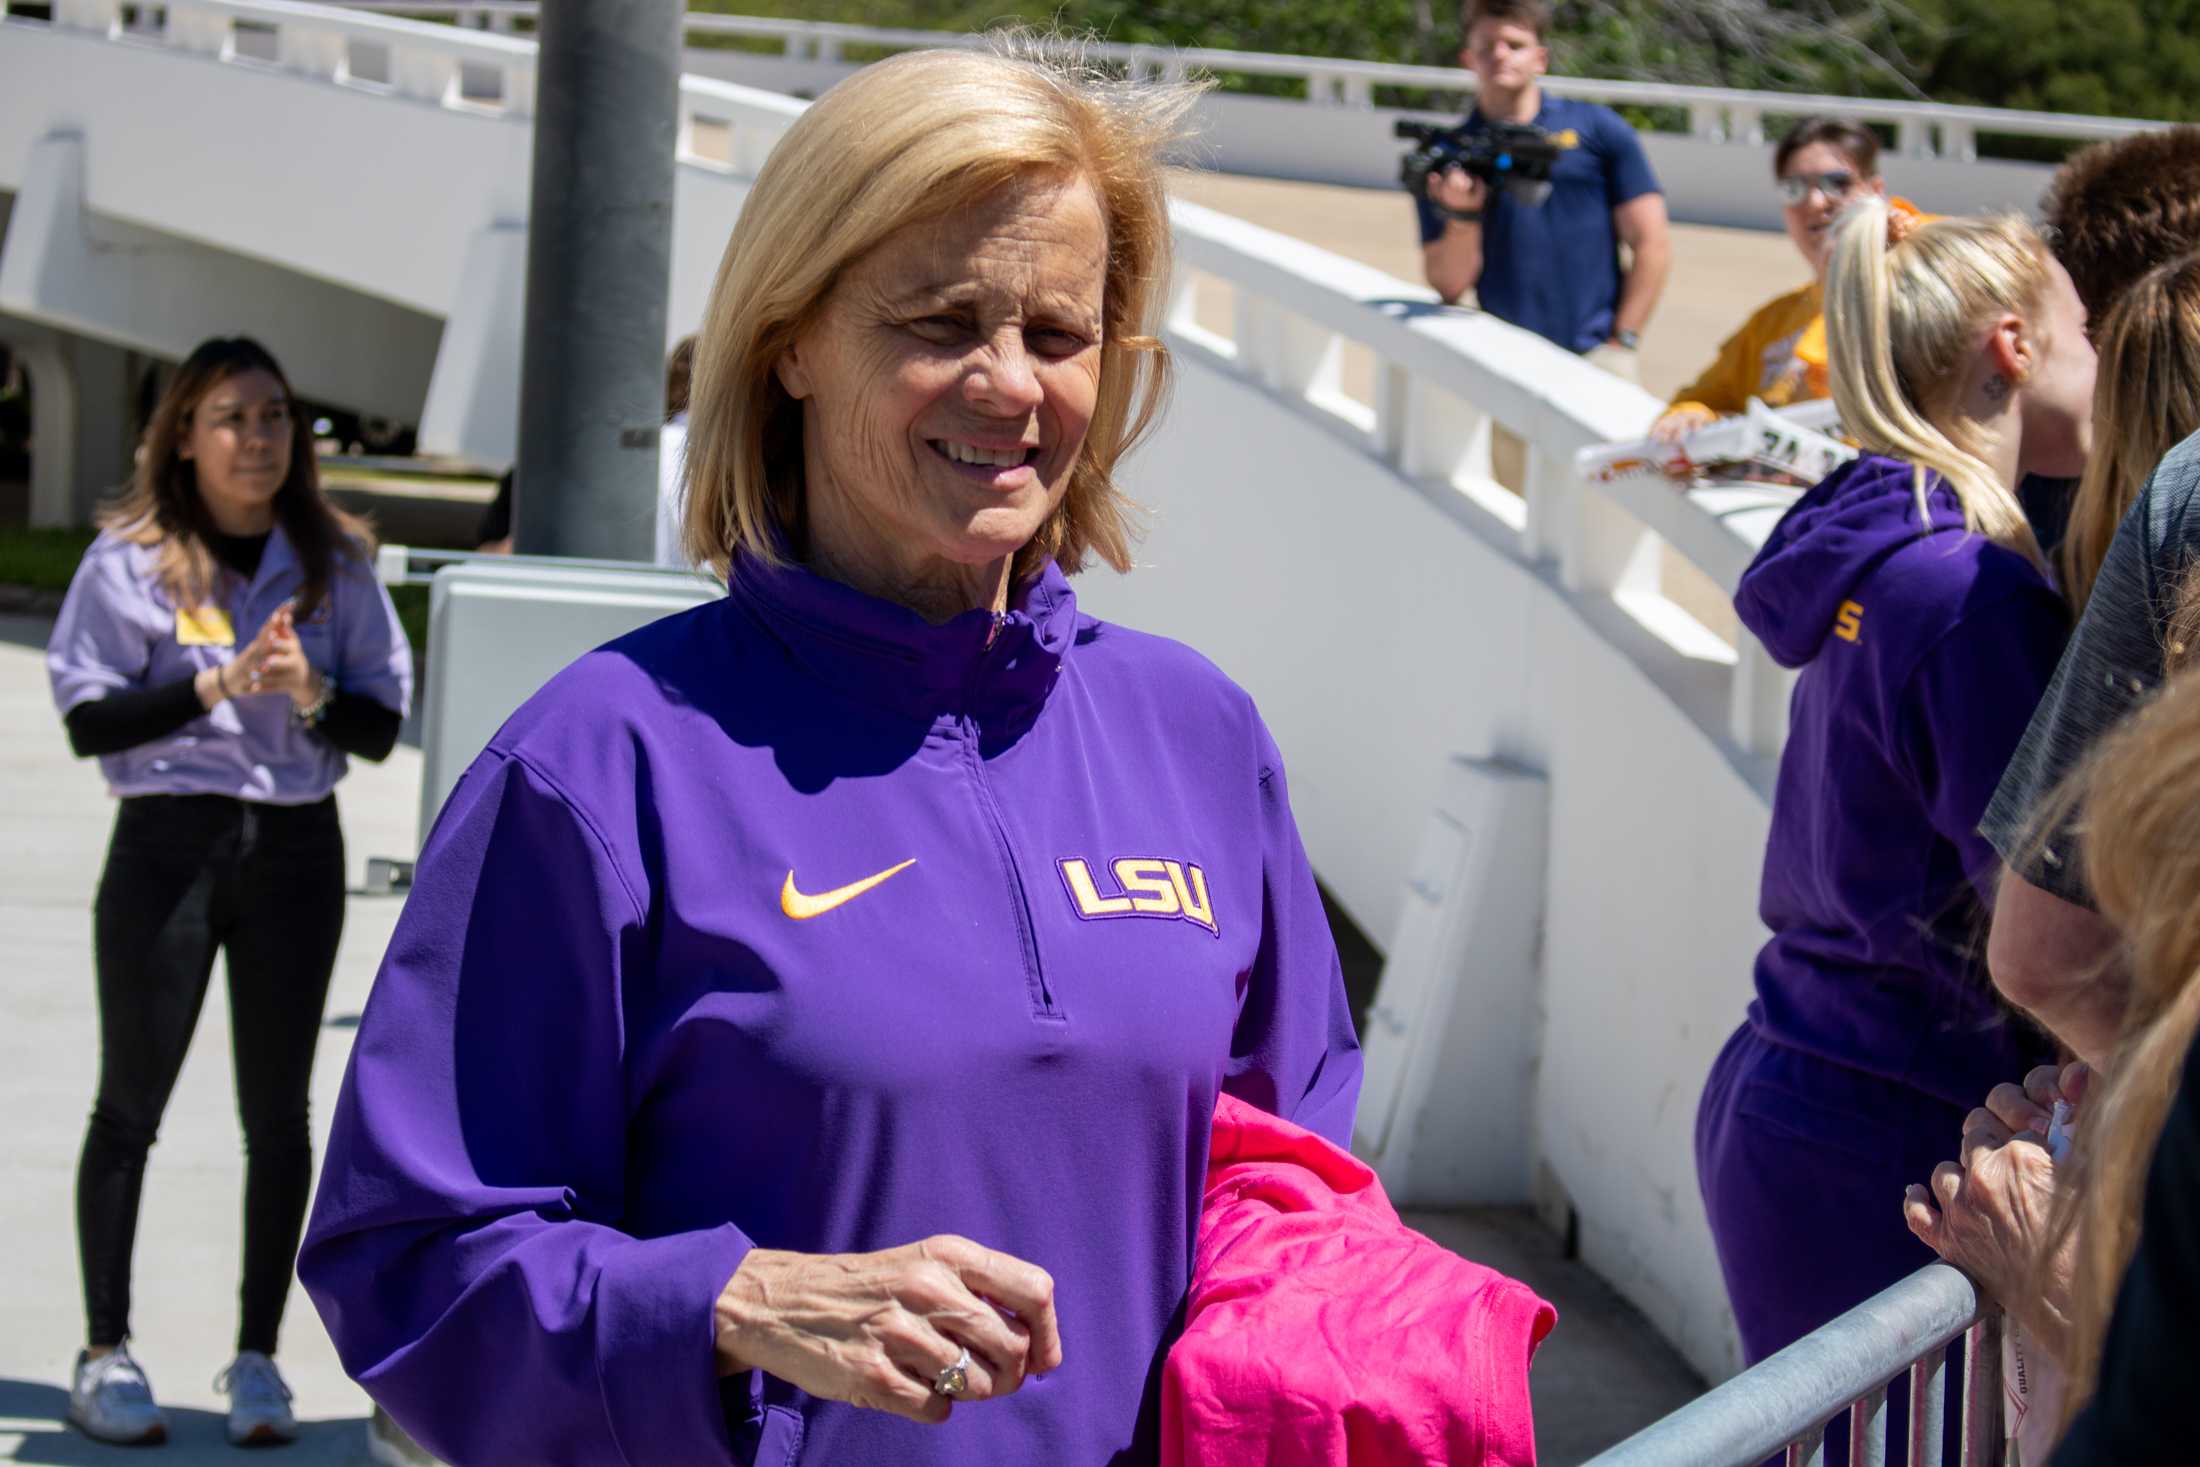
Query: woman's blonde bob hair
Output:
[[682, 43, 1205, 581], [1824, 197, 2058, 567]]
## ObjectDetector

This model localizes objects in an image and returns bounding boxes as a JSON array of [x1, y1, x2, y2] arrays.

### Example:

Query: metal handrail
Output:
[[372, 543, 724, 591], [1585, 1264, 2004, 1467]]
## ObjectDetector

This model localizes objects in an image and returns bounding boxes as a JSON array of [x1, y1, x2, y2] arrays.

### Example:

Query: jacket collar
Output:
[[245, 523, 299, 600], [728, 551, 1078, 730]]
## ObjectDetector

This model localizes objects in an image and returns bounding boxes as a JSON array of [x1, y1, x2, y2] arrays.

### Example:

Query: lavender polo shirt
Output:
[[48, 527, 413, 804]]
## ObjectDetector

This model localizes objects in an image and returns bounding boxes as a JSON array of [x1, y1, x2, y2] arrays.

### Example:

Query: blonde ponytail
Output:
[[1824, 197, 2052, 567]]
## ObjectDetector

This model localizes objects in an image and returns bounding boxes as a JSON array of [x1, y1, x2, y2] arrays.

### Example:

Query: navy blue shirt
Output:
[[1415, 95, 1661, 353]]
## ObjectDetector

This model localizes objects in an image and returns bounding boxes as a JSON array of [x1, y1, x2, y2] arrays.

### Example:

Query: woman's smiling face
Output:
[[777, 172, 1108, 612], [1781, 140, 1882, 278]]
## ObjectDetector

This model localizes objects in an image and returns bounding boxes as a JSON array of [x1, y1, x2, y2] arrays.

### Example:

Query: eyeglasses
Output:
[[1777, 170, 1858, 205]]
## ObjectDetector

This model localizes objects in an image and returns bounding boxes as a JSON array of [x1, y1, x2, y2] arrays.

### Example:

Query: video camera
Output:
[[1396, 118, 1562, 210]]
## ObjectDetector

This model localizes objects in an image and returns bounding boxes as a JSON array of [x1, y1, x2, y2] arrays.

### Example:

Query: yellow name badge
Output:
[[174, 606, 236, 647]]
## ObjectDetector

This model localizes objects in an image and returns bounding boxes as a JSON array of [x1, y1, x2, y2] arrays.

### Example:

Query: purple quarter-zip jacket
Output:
[[298, 554, 1362, 1467], [1732, 454, 2064, 1108]]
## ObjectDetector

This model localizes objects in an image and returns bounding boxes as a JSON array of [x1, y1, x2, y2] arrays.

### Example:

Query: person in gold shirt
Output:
[[1653, 118, 1923, 441]]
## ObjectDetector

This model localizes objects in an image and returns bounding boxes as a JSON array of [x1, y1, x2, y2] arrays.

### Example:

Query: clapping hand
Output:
[[233, 600, 324, 709]]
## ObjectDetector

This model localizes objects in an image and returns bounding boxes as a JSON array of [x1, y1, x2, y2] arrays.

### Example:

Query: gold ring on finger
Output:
[[932, 1346, 972, 1399]]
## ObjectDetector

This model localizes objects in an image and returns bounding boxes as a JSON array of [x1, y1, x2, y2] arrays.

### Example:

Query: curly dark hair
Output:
[[2042, 127, 2200, 329]]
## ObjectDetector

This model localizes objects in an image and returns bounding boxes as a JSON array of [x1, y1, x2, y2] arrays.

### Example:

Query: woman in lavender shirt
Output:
[[44, 337, 413, 1447]]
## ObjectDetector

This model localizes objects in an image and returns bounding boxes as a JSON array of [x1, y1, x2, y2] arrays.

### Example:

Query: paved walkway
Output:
[[1167, 169, 1806, 403], [0, 614, 401, 1464], [0, 612, 1697, 1465]]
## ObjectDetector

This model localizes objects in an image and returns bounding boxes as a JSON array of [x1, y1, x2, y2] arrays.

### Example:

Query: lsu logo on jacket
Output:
[[1833, 600, 1864, 643], [1057, 858, 1218, 937]]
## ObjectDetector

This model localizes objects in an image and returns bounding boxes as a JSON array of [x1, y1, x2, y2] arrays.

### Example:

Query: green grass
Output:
[[0, 526, 98, 594], [390, 584, 429, 664]]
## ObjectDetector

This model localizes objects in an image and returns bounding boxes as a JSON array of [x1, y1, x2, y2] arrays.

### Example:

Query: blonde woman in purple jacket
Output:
[[1698, 202, 2092, 1464]]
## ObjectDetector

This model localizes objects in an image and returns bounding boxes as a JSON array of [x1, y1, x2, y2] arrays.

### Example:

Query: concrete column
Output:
[[512, 0, 683, 560], [1352, 756, 1548, 1207], [0, 318, 136, 528], [63, 332, 134, 523], [417, 223, 527, 467]]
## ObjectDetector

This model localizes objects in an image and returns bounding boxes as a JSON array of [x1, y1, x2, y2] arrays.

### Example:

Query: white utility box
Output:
[[415, 559, 723, 847]]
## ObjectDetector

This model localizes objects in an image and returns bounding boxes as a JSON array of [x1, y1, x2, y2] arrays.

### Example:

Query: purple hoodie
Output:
[[298, 554, 1361, 1467], [1733, 454, 2064, 1109]]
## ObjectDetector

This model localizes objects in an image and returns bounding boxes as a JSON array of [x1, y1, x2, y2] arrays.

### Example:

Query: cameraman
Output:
[[1419, 0, 1671, 382]]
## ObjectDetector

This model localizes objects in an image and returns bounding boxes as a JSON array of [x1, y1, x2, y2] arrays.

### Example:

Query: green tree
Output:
[[1920, 0, 2200, 121], [1553, 0, 1941, 98]]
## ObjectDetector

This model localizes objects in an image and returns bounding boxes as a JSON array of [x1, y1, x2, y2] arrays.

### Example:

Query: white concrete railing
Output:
[[41, 0, 541, 112], [1159, 201, 1798, 769], [11, 0, 806, 168], [338, 0, 2167, 163], [326, 2, 2106, 228], [0, 0, 805, 462]]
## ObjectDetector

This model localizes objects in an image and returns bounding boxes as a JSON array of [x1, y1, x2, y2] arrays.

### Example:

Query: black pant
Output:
[[78, 794, 345, 1354]]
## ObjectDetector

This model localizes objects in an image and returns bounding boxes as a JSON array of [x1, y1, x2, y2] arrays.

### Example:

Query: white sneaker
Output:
[[68, 1344, 169, 1445], [215, 1350, 298, 1446]]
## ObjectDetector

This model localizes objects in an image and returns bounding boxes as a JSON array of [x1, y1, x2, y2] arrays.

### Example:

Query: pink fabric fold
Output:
[[1162, 1094, 1557, 1467]]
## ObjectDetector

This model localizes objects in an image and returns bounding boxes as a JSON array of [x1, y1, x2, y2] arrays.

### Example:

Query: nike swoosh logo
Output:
[[780, 859, 917, 920]]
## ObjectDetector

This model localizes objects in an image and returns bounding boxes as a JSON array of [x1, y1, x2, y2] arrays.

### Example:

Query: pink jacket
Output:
[[1162, 1095, 1557, 1467]]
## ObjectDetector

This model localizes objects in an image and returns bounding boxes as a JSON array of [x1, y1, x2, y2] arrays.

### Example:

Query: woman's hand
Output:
[[194, 660, 237, 711], [235, 601, 324, 709], [1650, 406, 1717, 444], [1903, 1108, 2075, 1355], [713, 1235, 1063, 1425], [1981, 1061, 2091, 1141]]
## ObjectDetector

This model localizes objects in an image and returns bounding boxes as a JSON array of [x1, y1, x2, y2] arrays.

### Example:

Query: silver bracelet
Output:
[[294, 678, 335, 727]]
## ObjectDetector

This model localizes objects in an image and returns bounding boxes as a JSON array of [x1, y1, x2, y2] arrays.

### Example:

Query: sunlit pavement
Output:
[[0, 614, 406, 1463], [1166, 168, 1810, 405]]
